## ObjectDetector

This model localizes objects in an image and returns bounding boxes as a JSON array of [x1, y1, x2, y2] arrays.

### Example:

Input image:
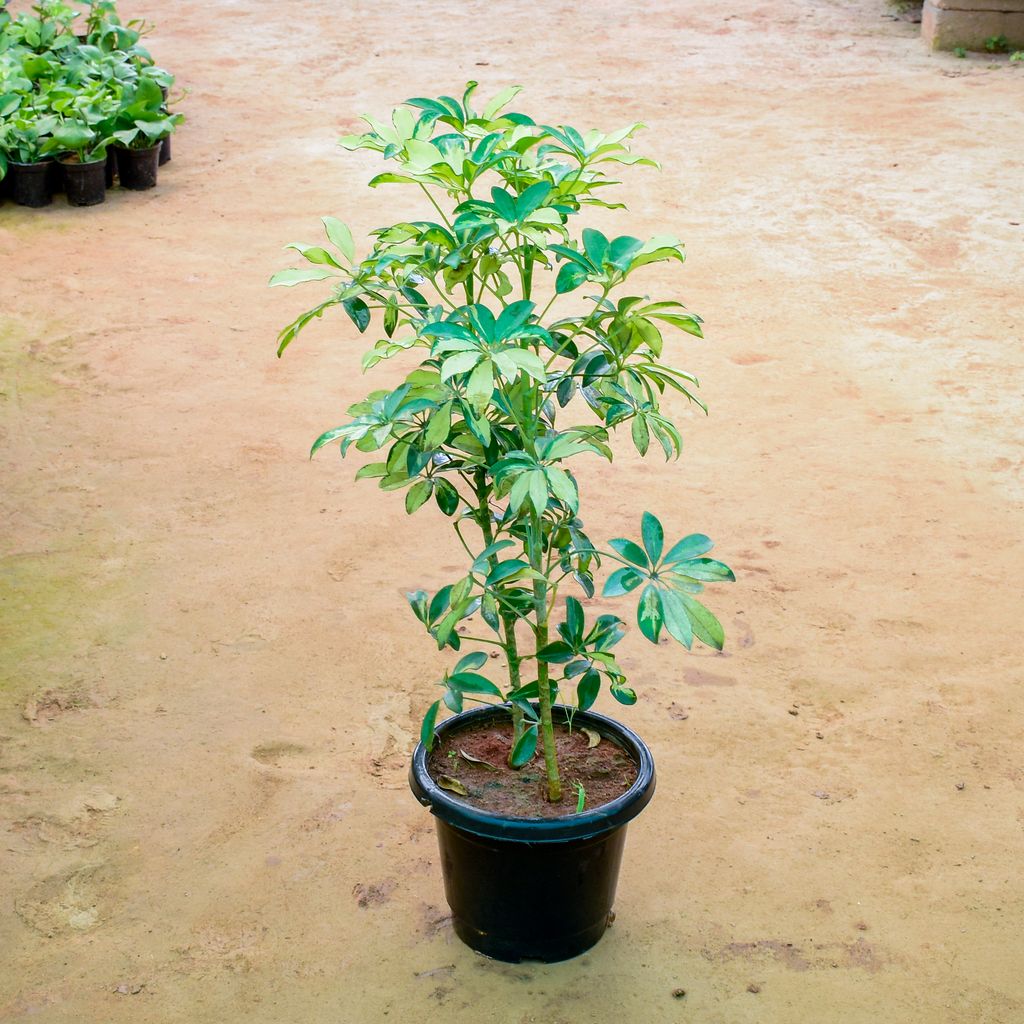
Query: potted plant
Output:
[[42, 115, 114, 205], [271, 83, 735, 962], [1, 103, 58, 207], [111, 76, 180, 189]]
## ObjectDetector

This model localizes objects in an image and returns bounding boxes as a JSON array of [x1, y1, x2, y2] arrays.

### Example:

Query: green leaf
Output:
[[284, 244, 342, 268], [678, 594, 725, 650], [641, 512, 664, 564], [269, 267, 338, 287], [536, 641, 576, 663], [508, 472, 532, 514], [500, 348, 547, 382], [355, 462, 388, 480], [582, 227, 610, 266], [528, 471, 548, 516], [509, 726, 538, 768], [448, 672, 502, 696], [322, 216, 355, 262], [310, 425, 351, 456], [401, 286, 430, 311], [342, 297, 371, 332], [660, 590, 693, 649], [556, 262, 589, 294], [565, 597, 584, 643], [455, 651, 489, 673], [424, 401, 452, 449], [603, 567, 645, 597], [672, 557, 735, 582], [440, 351, 481, 381], [495, 299, 536, 339], [481, 594, 500, 632], [434, 478, 459, 516], [515, 181, 552, 220], [420, 700, 441, 751], [608, 538, 648, 568], [577, 670, 600, 711], [490, 187, 517, 221], [482, 84, 523, 120], [663, 533, 714, 563], [428, 585, 453, 624], [637, 584, 664, 643], [631, 415, 650, 455], [404, 138, 444, 167], [472, 540, 517, 572], [383, 300, 399, 337], [611, 685, 637, 706], [405, 479, 433, 514], [608, 235, 644, 270], [544, 468, 578, 513], [486, 559, 531, 585], [406, 590, 429, 624], [466, 359, 494, 405]]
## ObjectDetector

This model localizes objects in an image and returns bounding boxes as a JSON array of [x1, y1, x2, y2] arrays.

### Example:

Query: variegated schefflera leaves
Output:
[[271, 82, 735, 769]]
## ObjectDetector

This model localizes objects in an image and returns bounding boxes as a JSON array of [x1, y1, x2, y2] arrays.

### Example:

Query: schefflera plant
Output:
[[272, 83, 735, 803]]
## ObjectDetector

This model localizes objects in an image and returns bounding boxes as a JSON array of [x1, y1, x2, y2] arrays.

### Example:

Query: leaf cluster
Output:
[[0, 1, 181, 173], [272, 84, 736, 779]]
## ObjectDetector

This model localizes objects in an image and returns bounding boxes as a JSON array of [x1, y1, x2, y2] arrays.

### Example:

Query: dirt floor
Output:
[[2, 0, 1023, 1021]]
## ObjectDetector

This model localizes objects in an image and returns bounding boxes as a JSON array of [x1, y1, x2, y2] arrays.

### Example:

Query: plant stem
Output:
[[474, 470, 525, 749], [528, 510, 562, 802]]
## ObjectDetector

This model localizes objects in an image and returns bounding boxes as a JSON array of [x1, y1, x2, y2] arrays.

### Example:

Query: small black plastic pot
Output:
[[62, 158, 107, 206], [159, 134, 172, 166], [9, 160, 54, 208], [409, 704, 656, 963], [116, 143, 161, 190], [105, 149, 117, 188]]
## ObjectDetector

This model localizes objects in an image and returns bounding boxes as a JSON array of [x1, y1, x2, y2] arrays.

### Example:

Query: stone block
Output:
[[929, 0, 1024, 11], [922, 0, 1024, 47]]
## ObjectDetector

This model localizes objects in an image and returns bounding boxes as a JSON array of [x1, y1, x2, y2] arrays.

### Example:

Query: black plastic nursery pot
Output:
[[116, 143, 161, 191], [105, 149, 117, 188], [159, 134, 172, 166], [62, 158, 106, 207], [409, 704, 656, 963], [9, 160, 54, 208]]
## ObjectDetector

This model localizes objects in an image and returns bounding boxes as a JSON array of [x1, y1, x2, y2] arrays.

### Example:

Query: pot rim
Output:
[[114, 141, 164, 155], [409, 703, 656, 842], [59, 157, 107, 168]]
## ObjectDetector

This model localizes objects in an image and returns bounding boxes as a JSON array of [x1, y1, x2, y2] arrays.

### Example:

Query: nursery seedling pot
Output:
[[9, 160, 54, 208], [116, 143, 161, 191], [409, 704, 656, 963], [105, 149, 118, 188], [62, 158, 107, 207]]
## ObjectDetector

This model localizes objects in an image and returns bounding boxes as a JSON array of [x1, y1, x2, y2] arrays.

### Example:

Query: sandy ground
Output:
[[2, 1, 1023, 1021]]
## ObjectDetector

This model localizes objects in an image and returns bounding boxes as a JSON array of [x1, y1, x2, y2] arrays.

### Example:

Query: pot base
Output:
[[117, 144, 161, 191], [438, 818, 627, 962]]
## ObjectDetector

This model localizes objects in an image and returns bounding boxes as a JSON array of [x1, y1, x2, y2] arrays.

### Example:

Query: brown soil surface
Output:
[[427, 721, 638, 817], [2, 1, 1023, 1022]]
